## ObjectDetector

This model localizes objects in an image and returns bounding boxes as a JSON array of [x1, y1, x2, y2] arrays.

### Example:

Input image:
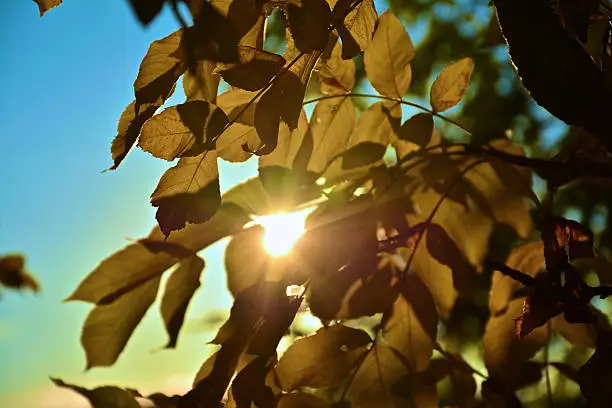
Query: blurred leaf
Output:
[[134, 29, 185, 111], [0, 254, 39, 293], [216, 47, 286, 91], [277, 393, 330, 408], [126, 0, 165, 25], [339, 142, 387, 169], [183, 60, 220, 102], [430, 57, 474, 112], [383, 275, 438, 372], [225, 226, 270, 297], [275, 325, 371, 390], [160, 256, 205, 348], [287, 0, 332, 52], [81, 276, 160, 369], [139, 101, 228, 160], [331, 0, 378, 59], [397, 113, 434, 148], [34, 0, 62, 16], [151, 151, 221, 236], [364, 11, 414, 98], [578, 332, 612, 406], [51, 378, 140, 408], [551, 314, 597, 348]]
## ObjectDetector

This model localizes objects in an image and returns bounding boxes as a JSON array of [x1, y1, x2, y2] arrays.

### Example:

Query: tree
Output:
[[33, 0, 612, 407]]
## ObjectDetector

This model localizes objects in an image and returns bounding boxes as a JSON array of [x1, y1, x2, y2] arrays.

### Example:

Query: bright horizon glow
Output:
[[255, 209, 312, 257]]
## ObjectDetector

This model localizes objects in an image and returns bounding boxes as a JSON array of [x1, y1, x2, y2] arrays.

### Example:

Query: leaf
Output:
[[331, 0, 378, 59], [275, 325, 371, 390], [109, 100, 161, 170], [277, 393, 330, 408], [339, 142, 387, 170], [348, 101, 401, 147], [515, 289, 563, 338], [137, 239, 195, 258], [151, 151, 221, 236], [183, 60, 220, 102], [397, 113, 434, 148], [67, 203, 249, 305], [317, 39, 356, 93], [287, 0, 332, 52], [489, 241, 544, 316], [160, 256, 205, 348], [540, 216, 594, 279], [430, 57, 474, 113], [51, 378, 140, 408], [551, 314, 597, 348], [578, 332, 612, 406], [134, 29, 185, 111], [215, 47, 286, 91], [230, 355, 276, 408], [364, 11, 414, 98], [259, 109, 309, 170], [34, 0, 61, 16], [383, 275, 438, 372], [139, 101, 228, 161], [225, 226, 272, 296], [126, 0, 165, 25], [483, 298, 550, 380], [0, 254, 39, 292], [81, 276, 160, 369]]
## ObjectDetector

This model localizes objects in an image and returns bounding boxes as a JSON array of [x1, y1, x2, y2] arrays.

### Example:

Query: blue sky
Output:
[[0, 1, 261, 406]]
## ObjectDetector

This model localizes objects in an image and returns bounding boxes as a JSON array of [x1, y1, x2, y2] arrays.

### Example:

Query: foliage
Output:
[[29, 0, 612, 407], [0, 254, 39, 296]]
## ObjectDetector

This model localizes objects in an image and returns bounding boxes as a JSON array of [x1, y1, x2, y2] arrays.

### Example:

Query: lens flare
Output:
[[255, 209, 312, 257]]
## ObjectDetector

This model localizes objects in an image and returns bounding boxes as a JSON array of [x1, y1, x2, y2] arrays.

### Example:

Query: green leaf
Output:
[[331, 0, 378, 59], [397, 113, 434, 148], [151, 151, 221, 236], [33, 0, 62, 17], [287, 0, 332, 52], [51, 378, 140, 408], [138, 101, 228, 161], [364, 11, 414, 98], [67, 203, 248, 305], [109, 100, 161, 170], [339, 142, 387, 169], [134, 29, 185, 111], [160, 256, 205, 348], [275, 325, 371, 390], [81, 276, 160, 369], [430, 57, 474, 113], [277, 392, 330, 408], [0, 254, 39, 293], [183, 60, 220, 103], [215, 46, 286, 91]]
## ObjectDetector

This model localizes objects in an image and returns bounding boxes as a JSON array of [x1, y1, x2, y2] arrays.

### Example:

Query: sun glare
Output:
[[255, 209, 311, 257]]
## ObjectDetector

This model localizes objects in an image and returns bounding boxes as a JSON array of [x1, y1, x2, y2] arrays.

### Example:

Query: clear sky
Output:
[[0, 1, 261, 406]]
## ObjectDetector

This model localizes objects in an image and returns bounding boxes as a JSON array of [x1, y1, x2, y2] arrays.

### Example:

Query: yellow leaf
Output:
[[331, 0, 378, 59], [430, 57, 474, 112], [317, 39, 356, 94], [33, 0, 61, 16], [183, 60, 220, 103]]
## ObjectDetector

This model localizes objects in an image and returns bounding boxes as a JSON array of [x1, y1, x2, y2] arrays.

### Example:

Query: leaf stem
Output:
[[303, 93, 473, 135]]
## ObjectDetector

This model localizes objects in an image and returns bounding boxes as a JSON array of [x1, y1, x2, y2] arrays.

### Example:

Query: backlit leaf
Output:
[[275, 325, 371, 390], [81, 276, 160, 369], [277, 393, 330, 408], [0, 254, 39, 293], [397, 113, 434, 148], [229, 355, 276, 408], [139, 101, 228, 161], [183, 60, 220, 102], [317, 39, 356, 93], [383, 275, 438, 372], [151, 151, 221, 236], [259, 109, 309, 170], [160, 256, 205, 348], [430, 57, 474, 112], [51, 378, 140, 408], [364, 11, 414, 98], [287, 0, 332, 52], [339, 142, 387, 170], [134, 29, 185, 111], [34, 0, 61, 16], [348, 101, 401, 147], [215, 47, 286, 91], [331, 0, 378, 59]]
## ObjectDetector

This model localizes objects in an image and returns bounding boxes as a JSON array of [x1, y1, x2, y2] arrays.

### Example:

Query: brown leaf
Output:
[[515, 290, 563, 338], [33, 0, 61, 16], [540, 216, 594, 279], [551, 313, 597, 348], [349, 101, 401, 147], [277, 393, 330, 408], [160, 256, 205, 348], [317, 39, 356, 93], [275, 325, 371, 390], [183, 60, 220, 103], [151, 151, 221, 236], [215, 88, 261, 162], [331, 0, 378, 59], [430, 57, 474, 113], [138, 101, 228, 161], [51, 378, 140, 408], [81, 276, 160, 369], [230, 355, 276, 408], [287, 0, 332, 52], [0, 254, 39, 293], [215, 46, 286, 91], [137, 239, 195, 259], [364, 11, 414, 98], [397, 113, 434, 149], [578, 332, 612, 406], [339, 142, 387, 169], [259, 109, 309, 170]]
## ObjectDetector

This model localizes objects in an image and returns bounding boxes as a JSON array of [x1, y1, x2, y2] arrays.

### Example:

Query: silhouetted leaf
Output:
[[109, 100, 161, 170], [331, 0, 377, 59], [51, 378, 140, 408], [383, 275, 438, 372], [151, 151, 221, 236], [339, 142, 387, 169], [317, 39, 356, 93], [364, 11, 414, 98], [134, 29, 185, 111], [578, 332, 612, 406], [183, 61, 220, 102], [127, 0, 165, 25], [430, 57, 474, 112], [275, 325, 371, 390], [259, 109, 309, 170], [397, 113, 434, 148], [277, 393, 330, 408], [81, 276, 160, 369], [161, 256, 205, 348], [515, 288, 563, 338], [139, 101, 228, 160], [540, 216, 594, 279], [230, 355, 276, 408], [216, 47, 286, 91], [287, 0, 332, 52], [34, 0, 61, 16], [137, 239, 195, 258], [0, 254, 39, 293]]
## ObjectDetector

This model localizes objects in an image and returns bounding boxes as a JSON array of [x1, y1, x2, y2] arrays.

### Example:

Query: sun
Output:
[[254, 209, 312, 257]]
